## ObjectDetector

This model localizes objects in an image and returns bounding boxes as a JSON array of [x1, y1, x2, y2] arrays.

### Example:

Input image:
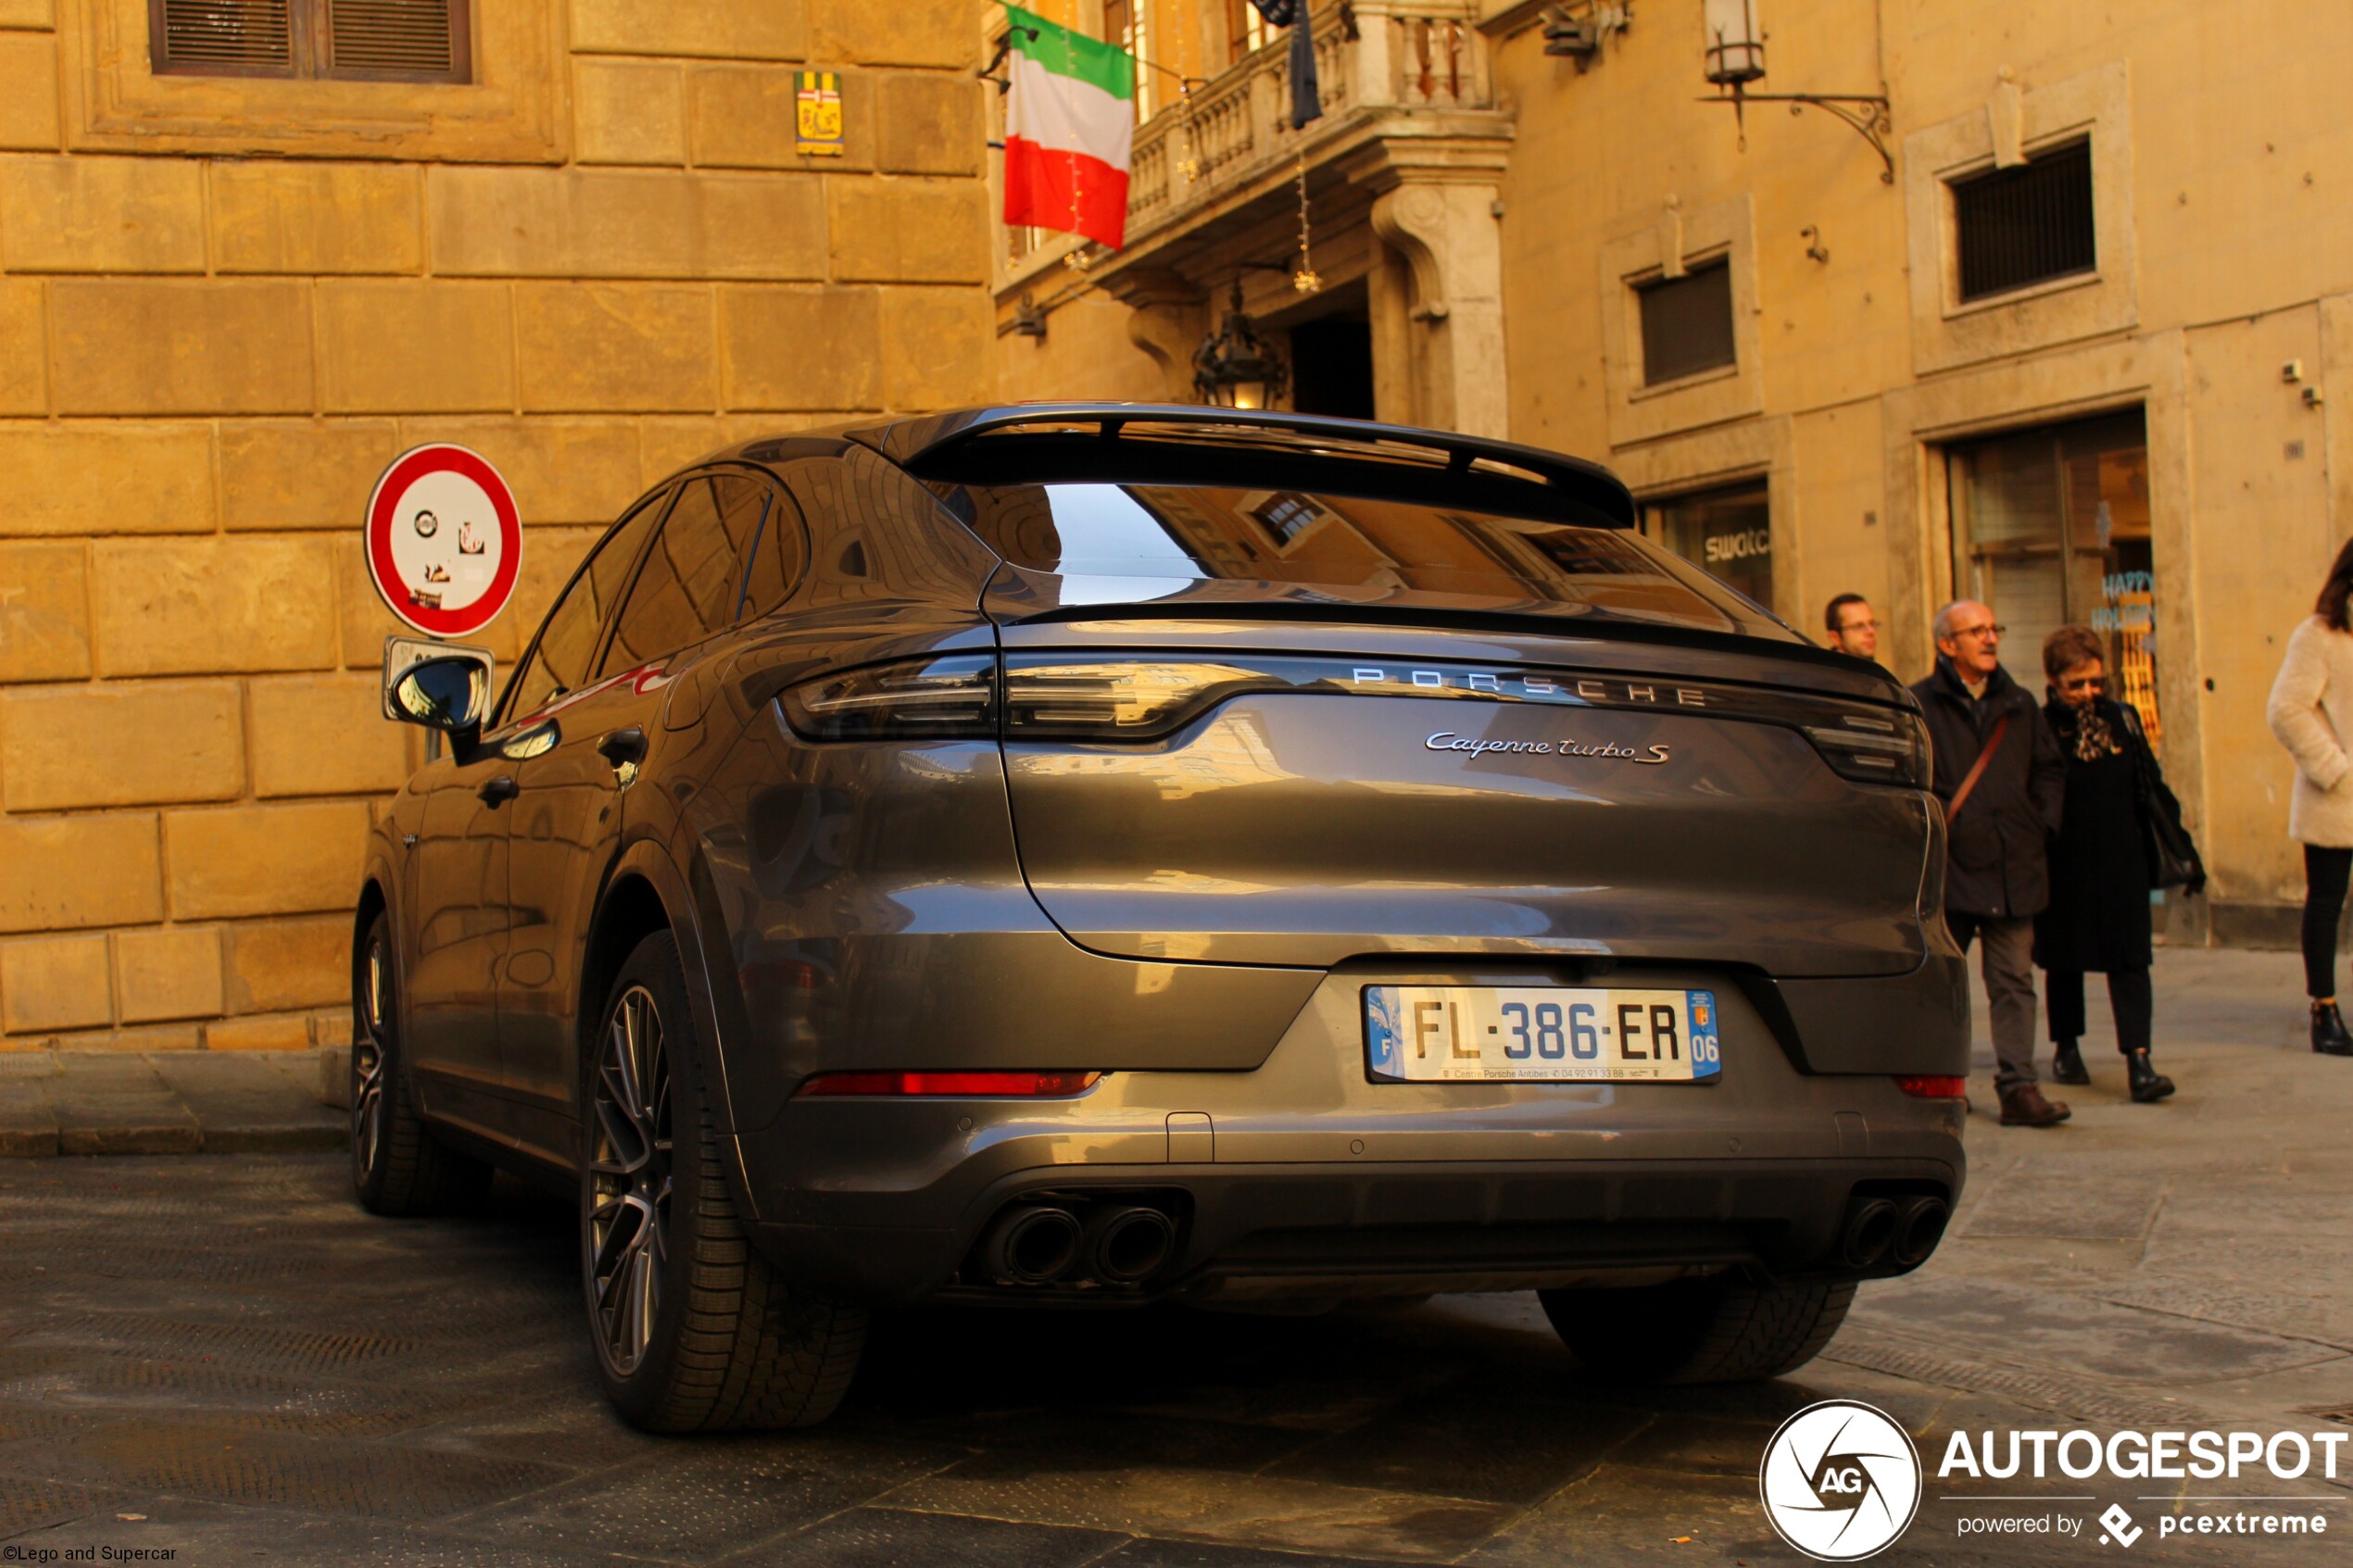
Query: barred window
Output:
[[151, 0, 471, 82], [1952, 139, 2095, 302], [1637, 259, 1736, 387]]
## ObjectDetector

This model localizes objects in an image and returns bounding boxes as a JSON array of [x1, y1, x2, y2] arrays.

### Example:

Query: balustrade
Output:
[[1121, 1, 1491, 250]]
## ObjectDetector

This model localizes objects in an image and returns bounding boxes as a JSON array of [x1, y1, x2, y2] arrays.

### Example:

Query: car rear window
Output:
[[934, 482, 1778, 635]]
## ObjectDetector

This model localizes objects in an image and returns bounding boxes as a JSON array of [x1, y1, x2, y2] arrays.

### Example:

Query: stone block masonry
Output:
[[0, 0, 991, 1052]]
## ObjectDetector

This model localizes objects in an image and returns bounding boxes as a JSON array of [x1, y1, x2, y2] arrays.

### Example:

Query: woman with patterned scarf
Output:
[[2032, 624, 2185, 1102]]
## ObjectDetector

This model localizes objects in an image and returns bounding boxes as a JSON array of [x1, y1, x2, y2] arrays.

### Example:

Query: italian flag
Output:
[[1002, 4, 1134, 250]]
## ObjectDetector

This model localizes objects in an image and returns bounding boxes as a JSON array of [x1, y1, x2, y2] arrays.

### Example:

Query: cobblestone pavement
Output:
[[2, 948, 2350, 1565]]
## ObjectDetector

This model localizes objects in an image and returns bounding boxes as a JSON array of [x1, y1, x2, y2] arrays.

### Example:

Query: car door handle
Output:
[[477, 775, 519, 808], [597, 727, 648, 774]]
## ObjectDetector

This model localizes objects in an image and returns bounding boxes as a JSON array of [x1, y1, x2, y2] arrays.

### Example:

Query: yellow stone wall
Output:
[[0, 0, 993, 1049], [997, 0, 2353, 944]]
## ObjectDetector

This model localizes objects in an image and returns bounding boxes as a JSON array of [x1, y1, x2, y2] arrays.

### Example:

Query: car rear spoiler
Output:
[[849, 405, 1639, 530]]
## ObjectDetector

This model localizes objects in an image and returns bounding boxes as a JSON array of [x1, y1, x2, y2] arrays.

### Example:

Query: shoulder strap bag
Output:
[[1944, 713, 2010, 827], [2120, 705, 2205, 891]]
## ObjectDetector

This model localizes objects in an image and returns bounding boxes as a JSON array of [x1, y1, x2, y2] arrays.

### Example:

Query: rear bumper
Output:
[[731, 960, 1969, 1305], [749, 1153, 1960, 1305]]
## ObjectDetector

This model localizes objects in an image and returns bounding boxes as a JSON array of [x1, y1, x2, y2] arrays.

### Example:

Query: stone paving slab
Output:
[[0, 1074, 57, 1158], [0, 1050, 342, 1157], [47, 1055, 199, 1157]]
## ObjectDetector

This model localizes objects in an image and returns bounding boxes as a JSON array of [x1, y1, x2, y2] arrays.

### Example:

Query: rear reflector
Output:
[[796, 1071, 1102, 1098], [1894, 1074, 1967, 1099]]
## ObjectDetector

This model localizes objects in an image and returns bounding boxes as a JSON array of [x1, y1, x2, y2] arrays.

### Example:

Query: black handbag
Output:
[[2120, 705, 2205, 893]]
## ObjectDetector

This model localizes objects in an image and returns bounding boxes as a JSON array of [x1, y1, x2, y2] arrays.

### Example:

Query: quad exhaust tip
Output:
[[1839, 1194, 1950, 1271], [1892, 1196, 1950, 1267], [1840, 1198, 1901, 1270], [983, 1205, 1082, 1285], [978, 1198, 1180, 1287], [1088, 1205, 1176, 1285]]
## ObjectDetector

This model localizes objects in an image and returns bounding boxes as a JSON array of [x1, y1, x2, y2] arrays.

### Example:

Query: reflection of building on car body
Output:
[[355, 406, 1968, 1432]]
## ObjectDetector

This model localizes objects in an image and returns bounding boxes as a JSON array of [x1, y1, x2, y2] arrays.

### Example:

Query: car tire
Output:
[[1540, 1273, 1856, 1386], [350, 910, 492, 1216], [582, 929, 866, 1431]]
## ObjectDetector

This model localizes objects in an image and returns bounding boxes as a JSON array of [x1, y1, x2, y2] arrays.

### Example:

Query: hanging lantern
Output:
[[1192, 280, 1289, 410], [1702, 0, 1765, 86]]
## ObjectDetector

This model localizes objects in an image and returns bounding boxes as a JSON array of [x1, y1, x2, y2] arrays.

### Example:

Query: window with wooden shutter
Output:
[[323, 0, 467, 80], [1636, 259, 1737, 387], [150, 0, 470, 82], [153, 0, 296, 77]]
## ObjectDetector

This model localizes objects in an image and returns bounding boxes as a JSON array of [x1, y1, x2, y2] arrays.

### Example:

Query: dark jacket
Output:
[[1911, 656, 2066, 920], [2032, 694, 2152, 972]]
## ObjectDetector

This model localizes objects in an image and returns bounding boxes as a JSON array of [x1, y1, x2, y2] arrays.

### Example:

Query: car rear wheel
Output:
[[1540, 1273, 1855, 1385], [583, 930, 866, 1431], [350, 910, 491, 1216]]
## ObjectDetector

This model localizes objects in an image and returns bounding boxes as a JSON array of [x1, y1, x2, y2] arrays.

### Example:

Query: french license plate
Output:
[[1364, 986, 1722, 1083]]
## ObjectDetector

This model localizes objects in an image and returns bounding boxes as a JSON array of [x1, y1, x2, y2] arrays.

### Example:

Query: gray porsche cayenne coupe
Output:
[[355, 406, 1969, 1430]]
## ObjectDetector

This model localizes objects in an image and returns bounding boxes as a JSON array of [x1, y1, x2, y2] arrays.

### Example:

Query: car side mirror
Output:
[[383, 639, 495, 746], [393, 655, 492, 733]]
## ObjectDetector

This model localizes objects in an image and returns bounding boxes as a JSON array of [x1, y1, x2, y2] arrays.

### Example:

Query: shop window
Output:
[[151, 0, 472, 82], [1646, 483, 1770, 611], [1951, 138, 2095, 302], [1948, 408, 2158, 745], [1638, 260, 1736, 387]]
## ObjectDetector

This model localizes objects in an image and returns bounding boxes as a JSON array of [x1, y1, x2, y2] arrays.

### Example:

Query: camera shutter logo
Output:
[[1758, 1399, 1922, 1561]]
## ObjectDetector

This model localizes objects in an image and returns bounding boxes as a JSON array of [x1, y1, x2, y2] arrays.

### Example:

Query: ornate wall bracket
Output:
[[1698, 83, 1894, 183]]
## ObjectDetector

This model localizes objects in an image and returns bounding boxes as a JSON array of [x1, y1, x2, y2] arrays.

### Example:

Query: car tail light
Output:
[[781, 655, 997, 741], [795, 1071, 1102, 1098], [1805, 709, 1931, 789], [1894, 1074, 1967, 1099], [1002, 659, 1289, 740]]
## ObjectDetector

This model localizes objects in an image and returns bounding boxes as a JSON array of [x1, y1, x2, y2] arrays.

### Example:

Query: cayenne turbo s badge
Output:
[[1423, 732, 1674, 763]]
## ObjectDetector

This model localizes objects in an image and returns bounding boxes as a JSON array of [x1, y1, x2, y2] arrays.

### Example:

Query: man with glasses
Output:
[[1823, 594, 1881, 663], [1913, 600, 2071, 1126]]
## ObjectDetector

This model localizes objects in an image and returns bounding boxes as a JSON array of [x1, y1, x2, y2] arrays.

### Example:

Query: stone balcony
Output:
[[995, 1, 1516, 436], [1121, 0, 1496, 252]]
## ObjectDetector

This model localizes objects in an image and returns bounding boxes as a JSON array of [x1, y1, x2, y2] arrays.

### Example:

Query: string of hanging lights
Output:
[[1292, 154, 1320, 295]]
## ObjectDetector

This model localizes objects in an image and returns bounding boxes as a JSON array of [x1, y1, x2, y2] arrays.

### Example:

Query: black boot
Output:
[[2052, 1040, 2090, 1085], [2126, 1048, 2175, 1102], [2313, 1002, 2353, 1057]]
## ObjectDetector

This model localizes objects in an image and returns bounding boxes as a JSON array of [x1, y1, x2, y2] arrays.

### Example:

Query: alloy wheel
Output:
[[588, 984, 673, 1378], [351, 940, 389, 1184]]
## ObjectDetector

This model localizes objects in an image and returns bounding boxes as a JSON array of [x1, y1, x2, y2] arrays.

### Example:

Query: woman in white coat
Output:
[[2266, 536, 2353, 1056]]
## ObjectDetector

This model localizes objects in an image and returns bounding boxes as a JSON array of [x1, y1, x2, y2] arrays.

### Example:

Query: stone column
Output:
[[1368, 175, 1508, 438]]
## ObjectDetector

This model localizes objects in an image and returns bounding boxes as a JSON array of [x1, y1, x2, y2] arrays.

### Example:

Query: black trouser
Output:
[[2305, 845, 2353, 998], [2045, 967, 2153, 1055]]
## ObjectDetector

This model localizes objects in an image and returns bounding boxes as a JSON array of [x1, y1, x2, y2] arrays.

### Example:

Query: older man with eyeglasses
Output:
[[1912, 600, 2070, 1126]]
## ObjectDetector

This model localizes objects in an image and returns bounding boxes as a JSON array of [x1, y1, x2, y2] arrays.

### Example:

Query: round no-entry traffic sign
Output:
[[364, 444, 522, 639]]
